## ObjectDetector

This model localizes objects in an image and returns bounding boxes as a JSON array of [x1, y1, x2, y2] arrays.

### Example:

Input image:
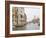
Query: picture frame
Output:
[[5, 1, 45, 37]]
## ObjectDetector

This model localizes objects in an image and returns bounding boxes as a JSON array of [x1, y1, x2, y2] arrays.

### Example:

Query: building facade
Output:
[[12, 7, 27, 26]]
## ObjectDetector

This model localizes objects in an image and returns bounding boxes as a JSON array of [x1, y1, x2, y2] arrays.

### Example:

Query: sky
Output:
[[24, 7, 40, 22]]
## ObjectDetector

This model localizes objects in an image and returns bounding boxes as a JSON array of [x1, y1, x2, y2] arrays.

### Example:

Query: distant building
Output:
[[32, 16, 40, 25], [12, 7, 27, 26]]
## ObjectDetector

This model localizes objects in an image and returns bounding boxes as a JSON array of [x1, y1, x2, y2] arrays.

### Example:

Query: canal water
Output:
[[25, 23, 40, 30], [13, 23, 40, 31]]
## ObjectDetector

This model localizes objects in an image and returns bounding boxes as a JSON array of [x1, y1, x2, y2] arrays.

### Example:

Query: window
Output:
[[20, 15, 23, 18]]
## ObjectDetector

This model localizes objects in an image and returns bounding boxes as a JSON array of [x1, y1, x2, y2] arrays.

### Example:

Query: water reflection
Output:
[[13, 23, 40, 31]]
